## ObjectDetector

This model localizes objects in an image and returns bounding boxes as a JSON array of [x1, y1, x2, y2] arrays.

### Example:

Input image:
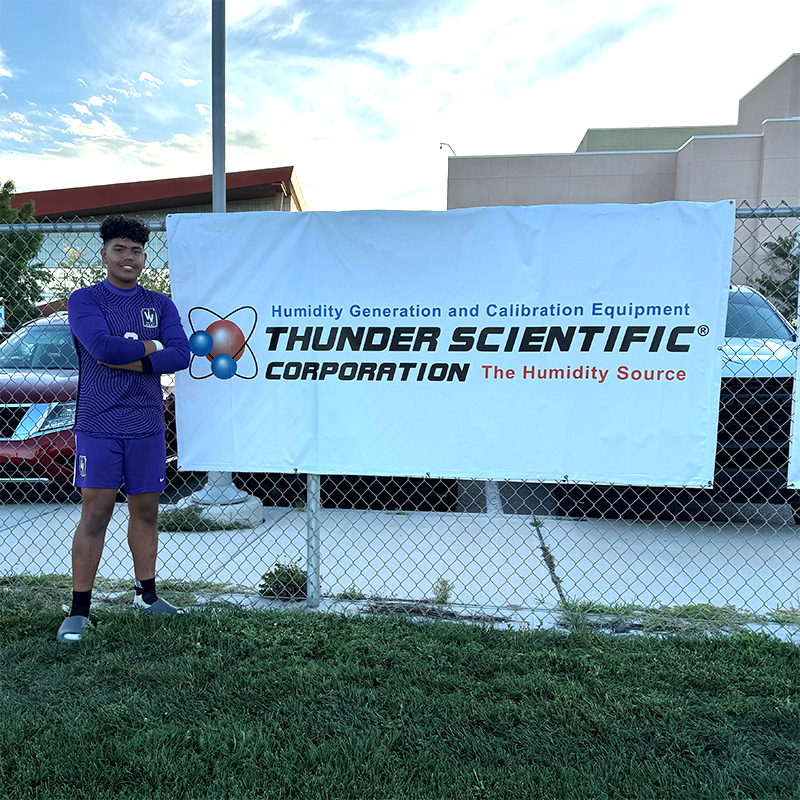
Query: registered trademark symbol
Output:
[[698, 325, 709, 336]]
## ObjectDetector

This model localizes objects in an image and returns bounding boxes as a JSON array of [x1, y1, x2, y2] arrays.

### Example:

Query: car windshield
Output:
[[725, 289, 795, 341], [0, 323, 78, 370]]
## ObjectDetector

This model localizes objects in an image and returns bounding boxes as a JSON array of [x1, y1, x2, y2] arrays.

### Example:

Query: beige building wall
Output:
[[760, 118, 800, 206], [673, 135, 764, 203], [737, 55, 800, 135], [448, 150, 681, 207], [447, 54, 800, 211]]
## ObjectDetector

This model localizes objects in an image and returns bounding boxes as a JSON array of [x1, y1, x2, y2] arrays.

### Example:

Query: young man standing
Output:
[[57, 215, 190, 643]]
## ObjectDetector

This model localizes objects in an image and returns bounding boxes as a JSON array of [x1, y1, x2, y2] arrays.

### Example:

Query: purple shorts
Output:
[[74, 432, 167, 495]]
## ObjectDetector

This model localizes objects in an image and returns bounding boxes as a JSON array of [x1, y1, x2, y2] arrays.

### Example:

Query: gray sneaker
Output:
[[132, 595, 183, 615], [56, 615, 89, 643]]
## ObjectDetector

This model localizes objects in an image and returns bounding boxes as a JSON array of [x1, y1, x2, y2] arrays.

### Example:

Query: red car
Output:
[[0, 314, 78, 493], [0, 313, 177, 497]]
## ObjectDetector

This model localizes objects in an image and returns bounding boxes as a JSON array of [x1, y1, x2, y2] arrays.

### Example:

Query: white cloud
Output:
[[179, 77, 202, 86], [60, 114, 127, 139], [267, 11, 308, 40], [72, 104, 92, 116], [195, 103, 211, 115], [0, 113, 55, 146], [171, 132, 203, 148], [0, 46, 11, 79], [108, 84, 142, 99], [87, 96, 106, 106], [226, 92, 246, 109], [138, 71, 164, 86], [225, 0, 290, 26], [2, 125, 214, 194]]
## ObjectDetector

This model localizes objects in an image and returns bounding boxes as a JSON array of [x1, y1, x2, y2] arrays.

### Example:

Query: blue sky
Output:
[[1, 0, 798, 211]]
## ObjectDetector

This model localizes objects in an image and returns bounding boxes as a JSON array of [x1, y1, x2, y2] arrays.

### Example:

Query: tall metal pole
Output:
[[211, 0, 226, 214], [193, 0, 249, 505]]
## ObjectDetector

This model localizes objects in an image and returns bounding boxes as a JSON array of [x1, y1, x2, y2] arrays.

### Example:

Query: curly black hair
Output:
[[99, 215, 150, 246]]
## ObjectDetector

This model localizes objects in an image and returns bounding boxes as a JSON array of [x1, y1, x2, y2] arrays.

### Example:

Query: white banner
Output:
[[168, 202, 733, 484]]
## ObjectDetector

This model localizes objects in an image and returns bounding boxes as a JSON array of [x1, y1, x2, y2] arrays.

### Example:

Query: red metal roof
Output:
[[13, 166, 306, 218]]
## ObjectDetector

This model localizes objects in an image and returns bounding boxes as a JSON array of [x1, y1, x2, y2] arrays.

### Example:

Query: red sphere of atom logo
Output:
[[205, 319, 247, 362]]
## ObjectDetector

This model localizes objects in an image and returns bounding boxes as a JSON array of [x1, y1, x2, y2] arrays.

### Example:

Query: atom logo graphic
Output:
[[187, 306, 258, 380]]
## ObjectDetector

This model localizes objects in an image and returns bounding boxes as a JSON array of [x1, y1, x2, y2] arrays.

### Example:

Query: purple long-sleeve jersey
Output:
[[68, 280, 190, 438]]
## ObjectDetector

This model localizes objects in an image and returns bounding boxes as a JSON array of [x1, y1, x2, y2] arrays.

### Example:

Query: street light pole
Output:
[[187, 0, 252, 509], [212, 0, 225, 214]]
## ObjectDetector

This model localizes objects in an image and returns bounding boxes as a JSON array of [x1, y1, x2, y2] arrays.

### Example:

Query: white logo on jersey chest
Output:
[[142, 308, 158, 327]]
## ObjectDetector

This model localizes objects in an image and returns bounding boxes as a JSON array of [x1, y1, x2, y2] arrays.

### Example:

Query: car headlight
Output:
[[36, 401, 77, 435], [12, 402, 77, 439]]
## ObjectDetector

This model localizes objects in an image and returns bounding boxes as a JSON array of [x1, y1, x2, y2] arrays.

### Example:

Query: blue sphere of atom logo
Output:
[[210, 352, 237, 380], [189, 330, 213, 356], [189, 320, 245, 380]]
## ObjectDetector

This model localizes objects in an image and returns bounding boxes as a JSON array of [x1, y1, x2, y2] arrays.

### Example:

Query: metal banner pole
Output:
[[306, 475, 321, 608]]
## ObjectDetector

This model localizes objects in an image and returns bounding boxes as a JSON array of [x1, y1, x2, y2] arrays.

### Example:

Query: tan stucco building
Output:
[[447, 54, 800, 210]]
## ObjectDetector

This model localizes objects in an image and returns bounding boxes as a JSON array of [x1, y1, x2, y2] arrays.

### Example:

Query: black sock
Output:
[[135, 578, 157, 605], [70, 590, 91, 618]]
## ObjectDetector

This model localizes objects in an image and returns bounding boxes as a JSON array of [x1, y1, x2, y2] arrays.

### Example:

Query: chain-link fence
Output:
[[1, 207, 799, 638]]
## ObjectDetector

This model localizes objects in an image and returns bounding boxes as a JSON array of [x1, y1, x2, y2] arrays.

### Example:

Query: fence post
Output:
[[306, 474, 321, 608]]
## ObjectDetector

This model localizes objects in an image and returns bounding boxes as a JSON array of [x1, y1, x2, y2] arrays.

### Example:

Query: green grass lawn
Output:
[[1, 590, 798, 800]]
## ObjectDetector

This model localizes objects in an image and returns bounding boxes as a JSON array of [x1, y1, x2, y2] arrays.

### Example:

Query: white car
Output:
[[556, 285, 800, 521], [717, 286, 797, 516], [722, 285, 796, 379]]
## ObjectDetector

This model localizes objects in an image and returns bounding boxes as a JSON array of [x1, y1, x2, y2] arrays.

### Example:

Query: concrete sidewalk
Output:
[[3, 500, 798, 629]]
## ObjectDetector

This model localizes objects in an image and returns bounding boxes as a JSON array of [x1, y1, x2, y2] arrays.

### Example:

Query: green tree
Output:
[[0, 179, 48, 331], [754, 232, 799, 321]]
